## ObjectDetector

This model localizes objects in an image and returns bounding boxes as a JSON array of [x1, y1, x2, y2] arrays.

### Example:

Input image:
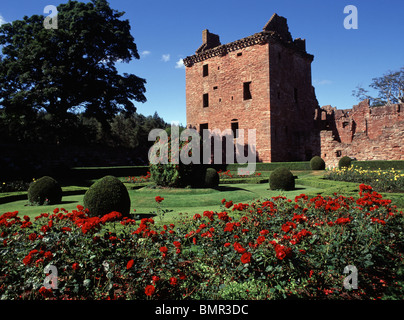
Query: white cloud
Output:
[[161, 54, 170, 62], [0, 14, 7, 25], [175, 58, 185, 69], [140, 50, 151, 57]]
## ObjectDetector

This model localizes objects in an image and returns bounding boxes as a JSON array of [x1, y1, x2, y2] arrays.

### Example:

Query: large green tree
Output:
[[0, 0, 146, 134]]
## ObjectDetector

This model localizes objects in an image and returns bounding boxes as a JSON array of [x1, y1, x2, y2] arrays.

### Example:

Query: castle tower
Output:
[[184, 14, 320, 162]]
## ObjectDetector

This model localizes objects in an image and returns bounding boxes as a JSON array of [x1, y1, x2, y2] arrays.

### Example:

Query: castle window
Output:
[[203, 93, 209, 108], [231, 121, 239, 138], [243, 82, 252, 100], [336, 150, 342, 157], [200, 123, 208, 135], [213, 86, 218, 90], [294, 88, 298, 104], [237, 52, 242, 57], [203, 64, 209, 77]]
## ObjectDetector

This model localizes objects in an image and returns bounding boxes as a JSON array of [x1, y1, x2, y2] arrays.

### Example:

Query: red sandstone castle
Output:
[[184, 14, 403, 167]]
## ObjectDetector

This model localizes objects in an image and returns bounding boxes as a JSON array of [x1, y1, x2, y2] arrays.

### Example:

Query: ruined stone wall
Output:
[[319, 100, 404, 167]]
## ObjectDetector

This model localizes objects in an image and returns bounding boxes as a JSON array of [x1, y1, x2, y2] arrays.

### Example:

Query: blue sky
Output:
[[1, 0, 403, 125]]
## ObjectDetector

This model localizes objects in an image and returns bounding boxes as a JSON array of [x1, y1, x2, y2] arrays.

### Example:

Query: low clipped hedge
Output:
[[352, 160, 404, 170]]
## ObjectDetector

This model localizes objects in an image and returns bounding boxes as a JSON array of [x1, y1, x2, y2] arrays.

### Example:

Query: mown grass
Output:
[[1, 170, 402, 226]]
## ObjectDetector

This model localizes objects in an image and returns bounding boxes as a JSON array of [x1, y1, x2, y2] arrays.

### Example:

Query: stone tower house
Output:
[[184, 14, 320, 163]]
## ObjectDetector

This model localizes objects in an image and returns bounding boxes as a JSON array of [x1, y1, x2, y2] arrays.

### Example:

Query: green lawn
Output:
[[1, 171, 402, 225]]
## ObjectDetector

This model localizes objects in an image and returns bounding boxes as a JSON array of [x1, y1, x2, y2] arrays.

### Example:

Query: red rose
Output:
[[28, 233, 37, 241], [225, 201, 233, 208], [72, 263, 80, 271], [127, 259, 135, 270], [241, 252, 252, 264], [22, 254, 33, 265], [233, 242, 246, 253], [169, 277, 178, 286], [39, 286, 53, 298], [159, 246, 168, 253], [173, 241, 181, 248], [155, 196, 164, 203], [145, 285, 156, 296]]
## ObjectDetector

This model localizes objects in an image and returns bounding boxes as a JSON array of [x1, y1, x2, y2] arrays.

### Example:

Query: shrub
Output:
[[1, 184, 403, 300], [269, 167, 295, 191], [204, 168, 219, 188], [27, 176, 62, 205], [310, 156, 325, 170], [83, 175, 130, 217], [149, 126, 204, 188], [339, 156, 352, 169]]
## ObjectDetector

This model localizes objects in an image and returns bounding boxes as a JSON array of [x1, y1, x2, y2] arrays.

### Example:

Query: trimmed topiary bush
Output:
[[83, 175, 130, 217], [310, 156, 326, 170], [339, 156, 352, 169], [269, 167, 295, 191], [28, 176, 63, 205], [204, 168, 219, 188]]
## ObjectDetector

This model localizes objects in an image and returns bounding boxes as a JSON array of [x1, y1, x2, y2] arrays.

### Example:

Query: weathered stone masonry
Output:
[[184, 14, 320, 163], [317, 99, 404, 167], [184, 14, 403, 166]]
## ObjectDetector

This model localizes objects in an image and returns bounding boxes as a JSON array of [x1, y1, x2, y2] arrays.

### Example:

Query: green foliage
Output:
[[0, 0, 146, 142], [270, 167, 295, 191], [339, 156, 352, 169], [1, 186, 403, 300], [27, 176, 62, 205], [204, 168, 219, 188], [149, 126, 204, 188], [310, 156, 325, 170], [83, 175, 130, 217]]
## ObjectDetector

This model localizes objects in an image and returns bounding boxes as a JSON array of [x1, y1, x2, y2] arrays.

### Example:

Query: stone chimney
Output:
[[196, 29, 221, 53]]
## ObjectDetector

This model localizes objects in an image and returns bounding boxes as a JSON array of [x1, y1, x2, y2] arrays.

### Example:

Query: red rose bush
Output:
[[0, 184, 403, 300]]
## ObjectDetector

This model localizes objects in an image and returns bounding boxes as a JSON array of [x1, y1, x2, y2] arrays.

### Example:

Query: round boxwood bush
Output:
[[28, 176, 63, 205], [83, 175, 130, 217], [204, 168, 219, 188], [269, 167, 295, 191], [339, 156, 352, 169], [310, 156, 326, 170]]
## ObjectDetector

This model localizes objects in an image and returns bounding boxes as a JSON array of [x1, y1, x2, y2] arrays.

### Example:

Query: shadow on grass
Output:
[[215, 185, 251, 192]]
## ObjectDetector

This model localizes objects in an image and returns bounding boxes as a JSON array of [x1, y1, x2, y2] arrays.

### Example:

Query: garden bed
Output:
[[0, 183, 402, 300]]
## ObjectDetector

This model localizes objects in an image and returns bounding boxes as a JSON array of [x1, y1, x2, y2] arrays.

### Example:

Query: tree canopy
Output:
[[0, 0, 146, 126], [353, 67, 404, 106]]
